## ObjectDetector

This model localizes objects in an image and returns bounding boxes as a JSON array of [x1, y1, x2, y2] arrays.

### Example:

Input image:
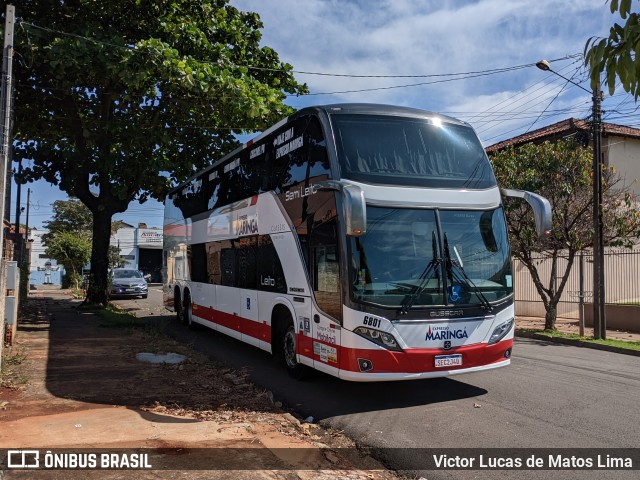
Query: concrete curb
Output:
[[515, 329, 640, 357]]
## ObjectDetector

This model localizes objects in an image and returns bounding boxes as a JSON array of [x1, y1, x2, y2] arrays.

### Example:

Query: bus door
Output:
[[308, 218, 342, 372]]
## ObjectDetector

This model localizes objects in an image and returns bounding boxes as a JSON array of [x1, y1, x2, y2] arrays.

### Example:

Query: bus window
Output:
[[257, 235, 287, 293], [236, 236, 258, 289]]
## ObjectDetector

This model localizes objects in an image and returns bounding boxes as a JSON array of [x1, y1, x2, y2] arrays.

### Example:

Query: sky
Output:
[[15, 0, 630, 231]]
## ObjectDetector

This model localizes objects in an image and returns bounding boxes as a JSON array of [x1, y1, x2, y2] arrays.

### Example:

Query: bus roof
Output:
[[167, 103, 471, 196]]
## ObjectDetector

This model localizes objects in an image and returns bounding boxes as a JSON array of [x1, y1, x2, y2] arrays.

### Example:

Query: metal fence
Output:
[[513, 246, 640, 319]]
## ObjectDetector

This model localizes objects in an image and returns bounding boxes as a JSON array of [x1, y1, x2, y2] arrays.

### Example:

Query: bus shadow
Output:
[[29, 291, 487, 425], [161, 315, 489, 421]]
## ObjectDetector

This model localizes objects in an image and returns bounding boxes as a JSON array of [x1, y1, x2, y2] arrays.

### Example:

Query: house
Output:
[[486, 117, 640, 197], [110, 223, 163, 283], [486, 118, 640, 325]]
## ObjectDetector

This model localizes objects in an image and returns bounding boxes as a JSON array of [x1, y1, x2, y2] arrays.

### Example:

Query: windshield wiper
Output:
[[400, 231, 441, 315], [444, 234, 493, 312]]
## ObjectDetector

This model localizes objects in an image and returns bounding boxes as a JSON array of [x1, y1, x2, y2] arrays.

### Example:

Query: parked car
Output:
[[109, 269, 148, 299]]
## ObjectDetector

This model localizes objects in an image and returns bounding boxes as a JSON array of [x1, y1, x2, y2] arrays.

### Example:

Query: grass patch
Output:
[[4, 351, 27, 366], [1, 350, 30, 388], [97, 304, 145, 329], [518, 328, 640, 351]]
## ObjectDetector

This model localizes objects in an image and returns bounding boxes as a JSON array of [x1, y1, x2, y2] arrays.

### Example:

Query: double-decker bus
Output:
[[163, 104, 550, 381]]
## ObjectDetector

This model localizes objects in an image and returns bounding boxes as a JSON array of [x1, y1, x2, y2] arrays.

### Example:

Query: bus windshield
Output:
[[332, 114, 496, 189], [350, 207, 512, 309]]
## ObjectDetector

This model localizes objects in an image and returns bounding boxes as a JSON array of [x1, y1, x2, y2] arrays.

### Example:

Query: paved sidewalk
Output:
[[0, 288, 400, 479]]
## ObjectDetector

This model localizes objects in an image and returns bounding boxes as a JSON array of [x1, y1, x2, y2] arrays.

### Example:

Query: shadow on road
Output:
[[159, 311, 489, 422]]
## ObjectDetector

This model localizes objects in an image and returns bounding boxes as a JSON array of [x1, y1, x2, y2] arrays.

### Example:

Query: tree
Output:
[[45, 232, 92, 289], [42, 198, 133, 279], [42, 198, 93, 246], [11, 0, 308, 305], [584, 0, 640, 98], [108, 245, 126, 270], [489, 138, 640, 330]]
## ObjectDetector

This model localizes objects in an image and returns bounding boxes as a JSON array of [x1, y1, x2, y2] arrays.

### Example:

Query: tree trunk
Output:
[[544, 304, 557, 330], [86, 209, 114, 305]]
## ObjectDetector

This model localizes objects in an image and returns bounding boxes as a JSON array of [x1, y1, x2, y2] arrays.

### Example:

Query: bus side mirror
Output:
[[501, 188, 552, 239], [315, 180, 367, 236]]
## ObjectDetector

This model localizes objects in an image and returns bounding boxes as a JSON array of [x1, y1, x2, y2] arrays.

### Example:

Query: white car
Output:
[[110, 269, 148, 299]]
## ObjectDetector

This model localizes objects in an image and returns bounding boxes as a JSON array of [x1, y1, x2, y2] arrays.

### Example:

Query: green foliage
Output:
[[490, 138, 640, 328], [45, 232, 92, 289], [11, 0, 308, 304], [41, 198, 93, 246], [62, 271, 82, 289], [98, 306, 145, 330], [108, 245, 126, 269], [584, 0, 640, 97]]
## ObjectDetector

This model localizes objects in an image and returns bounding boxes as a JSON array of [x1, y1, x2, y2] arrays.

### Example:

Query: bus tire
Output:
[[183, 290, 196, 329], [280, 317, 307, 380], [175, 288, 184, 324]]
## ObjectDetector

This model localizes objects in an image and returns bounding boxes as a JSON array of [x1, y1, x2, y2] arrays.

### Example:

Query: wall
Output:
[[110, 226, 163, 272], [604, 134, 640, 198], [514, 247, 640, 320], [111, 227, 137, 268], [29, 229, 64, 286]]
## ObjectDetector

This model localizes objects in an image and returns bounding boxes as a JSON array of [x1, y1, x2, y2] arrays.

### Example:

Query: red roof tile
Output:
[[485, 118, 640, 152]]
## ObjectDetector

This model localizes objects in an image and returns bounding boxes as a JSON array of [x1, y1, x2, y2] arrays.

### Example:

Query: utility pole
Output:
[[24, 187, 29, 250], [0, 4, 16, 368], [536, 60, 606, 340], [0, 4, 15, 259], [14, 158, 21, 259], [592, 82, 606, 340]]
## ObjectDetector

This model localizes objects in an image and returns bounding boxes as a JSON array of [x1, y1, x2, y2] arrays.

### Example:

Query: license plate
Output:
[[434, 354, 463, 368], [126, 288, 135, 292]]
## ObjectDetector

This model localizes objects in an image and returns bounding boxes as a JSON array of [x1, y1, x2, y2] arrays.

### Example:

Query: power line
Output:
[[18, 20, 582, 95]]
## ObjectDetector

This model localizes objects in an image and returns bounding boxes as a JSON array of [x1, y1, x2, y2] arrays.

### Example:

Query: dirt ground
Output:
[[0, 288, 406, 480]]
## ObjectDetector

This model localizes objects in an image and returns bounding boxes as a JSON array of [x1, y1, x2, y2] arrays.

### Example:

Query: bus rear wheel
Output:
[[183, 291, 197, 329], [175, 289, 184, 324]]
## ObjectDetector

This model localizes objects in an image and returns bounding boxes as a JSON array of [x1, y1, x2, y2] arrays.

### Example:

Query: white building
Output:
[[111, 223, 163, 282], [29, 229, 63, 285]]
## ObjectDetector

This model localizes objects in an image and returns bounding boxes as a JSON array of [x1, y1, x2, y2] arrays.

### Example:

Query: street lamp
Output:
[[536, 59, 606, 339]]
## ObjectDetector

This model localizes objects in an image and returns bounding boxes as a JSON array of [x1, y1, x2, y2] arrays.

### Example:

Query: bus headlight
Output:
[[354, 327, 403, 351], [488, 318, 514, 345]]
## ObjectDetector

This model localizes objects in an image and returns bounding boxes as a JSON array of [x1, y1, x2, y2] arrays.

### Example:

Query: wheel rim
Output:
[[283, 327, 297, 369]]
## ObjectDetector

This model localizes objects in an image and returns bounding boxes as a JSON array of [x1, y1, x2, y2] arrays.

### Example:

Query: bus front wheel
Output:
[[281, 321, 307, 380]]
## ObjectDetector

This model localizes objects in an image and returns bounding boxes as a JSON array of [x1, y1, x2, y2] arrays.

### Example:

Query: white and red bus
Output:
[[163, 104, 550, 381]]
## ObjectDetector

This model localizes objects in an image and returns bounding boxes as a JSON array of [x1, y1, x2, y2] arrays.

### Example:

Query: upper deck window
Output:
[[331, 114, 496, 189]]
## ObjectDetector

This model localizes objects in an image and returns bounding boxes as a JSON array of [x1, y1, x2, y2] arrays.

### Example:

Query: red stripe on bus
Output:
[[191, 302, 511, 374], [192, 303, 271, 343], [338, 339, 513, 373]]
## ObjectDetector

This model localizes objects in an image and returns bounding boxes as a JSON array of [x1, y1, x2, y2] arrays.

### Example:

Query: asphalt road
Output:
[[117, 287, 640, 479]]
